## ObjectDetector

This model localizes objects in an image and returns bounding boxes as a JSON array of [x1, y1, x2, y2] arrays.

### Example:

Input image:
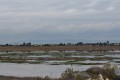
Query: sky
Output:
[[0, 0, 120, 44]]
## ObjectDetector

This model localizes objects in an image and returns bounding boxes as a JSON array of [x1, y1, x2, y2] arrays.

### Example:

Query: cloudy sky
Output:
[[0, 0, 120, 44]]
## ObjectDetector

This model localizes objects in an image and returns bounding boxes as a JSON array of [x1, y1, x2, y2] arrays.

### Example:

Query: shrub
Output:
[[102, 62, 120, 80], [86, 67, 104, 79], [61, 68, 75, 80]]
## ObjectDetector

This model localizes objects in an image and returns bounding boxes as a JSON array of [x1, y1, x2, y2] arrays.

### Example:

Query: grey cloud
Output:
[[0, 0, 120, 43]]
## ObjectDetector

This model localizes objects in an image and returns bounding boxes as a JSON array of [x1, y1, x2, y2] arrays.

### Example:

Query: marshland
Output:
[[0, 50, 120, 80]]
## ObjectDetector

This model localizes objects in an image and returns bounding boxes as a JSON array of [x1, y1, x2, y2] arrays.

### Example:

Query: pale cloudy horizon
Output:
[[0, 0, 120, 44]]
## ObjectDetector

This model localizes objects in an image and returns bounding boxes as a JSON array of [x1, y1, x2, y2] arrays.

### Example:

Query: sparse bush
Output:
[[44, 76, 51, 80], [86, 67, 104, 74], [61, 68, 91, 80], [102, 62, 120, 80], [75, 72, 90, 80], [85, 63, 120, 80], [36, 76, 51, 80], [61, 68, 75, 80], [86, 67, 104, 79]]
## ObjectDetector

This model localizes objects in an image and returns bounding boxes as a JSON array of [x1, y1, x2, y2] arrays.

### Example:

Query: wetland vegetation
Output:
[[0, 51, 120, 80], [0, 51, 120, 65]]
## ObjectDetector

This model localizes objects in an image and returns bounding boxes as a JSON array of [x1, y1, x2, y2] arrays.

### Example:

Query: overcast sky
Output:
[[0, 0, 120, 44]]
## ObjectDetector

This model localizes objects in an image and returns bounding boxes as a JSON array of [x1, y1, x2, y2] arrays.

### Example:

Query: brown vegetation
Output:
[[0, 46, 120, 52]]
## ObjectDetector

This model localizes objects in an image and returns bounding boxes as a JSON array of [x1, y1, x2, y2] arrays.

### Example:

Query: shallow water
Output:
[[105, 54, 120, 58], [68, 55, 95, 58], [79, 60, 108, 64], [28, 55, 52, 58], [0, 63, 102, 78], [0, 52, 120, 77]]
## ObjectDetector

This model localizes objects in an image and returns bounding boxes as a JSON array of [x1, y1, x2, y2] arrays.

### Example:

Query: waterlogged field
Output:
[[0, 51, 120, 77]]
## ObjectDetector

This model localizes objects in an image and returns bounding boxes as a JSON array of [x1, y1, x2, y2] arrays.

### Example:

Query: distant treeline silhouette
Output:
[[0, 41, 120, 47]]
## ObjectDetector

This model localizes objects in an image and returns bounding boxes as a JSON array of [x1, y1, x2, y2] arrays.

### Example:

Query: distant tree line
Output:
[[0, 41, 120, 47]]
